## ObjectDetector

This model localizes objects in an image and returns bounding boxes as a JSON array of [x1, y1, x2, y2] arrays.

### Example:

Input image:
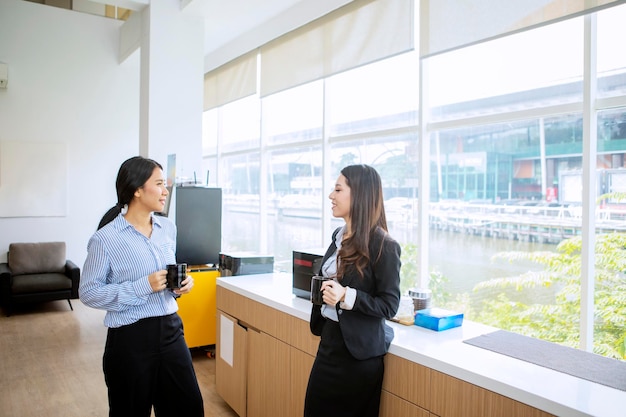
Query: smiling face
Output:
[[329, 174, 351, 223], [133, 167, 168, 213]]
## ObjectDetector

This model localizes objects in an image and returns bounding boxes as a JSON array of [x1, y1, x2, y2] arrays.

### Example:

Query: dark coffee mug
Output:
[[310, 275, 331, 305], [166, 263, 187, 289]]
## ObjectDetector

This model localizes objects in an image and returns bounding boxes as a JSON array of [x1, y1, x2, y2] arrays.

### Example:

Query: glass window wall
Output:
[[428, 17, 583, 122], [204, 4, 626, 360], [262, 81, 323, 146], [265, 146, 324, 271], [219, 95, 260, 153], [220, 153, 261, 254], [597, 5, 626, 99], [327, 52, 419, 136]]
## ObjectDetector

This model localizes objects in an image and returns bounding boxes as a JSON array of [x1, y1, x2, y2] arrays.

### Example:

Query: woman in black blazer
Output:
[[304, 164, 401, 417]]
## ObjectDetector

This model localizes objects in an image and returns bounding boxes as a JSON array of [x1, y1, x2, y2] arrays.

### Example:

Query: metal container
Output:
[[408, 288, 432, 312]]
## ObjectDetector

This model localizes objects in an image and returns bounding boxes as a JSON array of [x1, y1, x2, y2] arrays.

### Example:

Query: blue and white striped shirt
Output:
[[80, 213, 178, 328]]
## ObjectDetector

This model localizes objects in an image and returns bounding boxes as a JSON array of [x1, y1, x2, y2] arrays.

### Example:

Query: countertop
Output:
[[217, 272, 625, 417]]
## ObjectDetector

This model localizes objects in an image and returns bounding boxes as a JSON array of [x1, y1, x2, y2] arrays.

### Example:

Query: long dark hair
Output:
[[97, 156, 163, 230], [337, 164, 388, 279]]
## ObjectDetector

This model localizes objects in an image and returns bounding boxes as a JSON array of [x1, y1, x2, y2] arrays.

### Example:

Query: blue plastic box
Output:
[[414, 308, 464, 331]]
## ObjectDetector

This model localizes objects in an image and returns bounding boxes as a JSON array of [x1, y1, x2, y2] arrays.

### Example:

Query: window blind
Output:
[[260, 0, 414, 97], [203, 50, 257, 111], [421, 0, 624, 58]]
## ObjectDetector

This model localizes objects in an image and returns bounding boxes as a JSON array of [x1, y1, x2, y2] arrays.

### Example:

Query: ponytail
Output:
[[97, 204, 123, 230]]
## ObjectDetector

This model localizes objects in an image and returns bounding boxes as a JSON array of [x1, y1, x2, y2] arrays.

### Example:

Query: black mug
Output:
[[166, 263, 187, 289], [310, 275, 331, 305]]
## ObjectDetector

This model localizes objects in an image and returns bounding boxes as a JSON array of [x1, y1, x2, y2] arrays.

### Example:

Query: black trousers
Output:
[[103, 313, 204, 417]]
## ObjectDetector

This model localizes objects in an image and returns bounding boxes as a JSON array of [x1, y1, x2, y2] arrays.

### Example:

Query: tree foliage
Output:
[[400, 243, 451, 307], [471, 233, 626, 360]]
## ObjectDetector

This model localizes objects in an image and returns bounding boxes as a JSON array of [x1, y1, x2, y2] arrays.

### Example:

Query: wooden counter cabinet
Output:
[[214, 273, 623, 417], [216, 286, 318, 417]]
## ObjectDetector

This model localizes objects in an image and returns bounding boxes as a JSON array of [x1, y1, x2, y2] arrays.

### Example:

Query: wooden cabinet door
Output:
[[383, 354, 431, 410], [247, 329, 291, 417], [430, 371, 555, 417], [289, 347, 315, 416], [216, 311, 248, 417], [380, 391, 430, 417]]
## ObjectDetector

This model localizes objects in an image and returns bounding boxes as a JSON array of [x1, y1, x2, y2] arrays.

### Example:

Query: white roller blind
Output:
[[204, 51, 257, 111], [421, 0, 624, 58], [260, 0, 414, 97]]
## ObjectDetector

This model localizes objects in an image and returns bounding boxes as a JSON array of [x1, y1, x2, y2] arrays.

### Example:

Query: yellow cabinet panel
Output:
[[177, 267, 219, 348]]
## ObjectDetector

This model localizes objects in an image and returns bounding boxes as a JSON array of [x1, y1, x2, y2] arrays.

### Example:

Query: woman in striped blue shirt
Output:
[[80, 156, 204, 417]]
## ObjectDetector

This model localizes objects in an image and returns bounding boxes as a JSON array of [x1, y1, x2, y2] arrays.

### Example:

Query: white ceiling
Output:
[[181, 0, 305, 55]]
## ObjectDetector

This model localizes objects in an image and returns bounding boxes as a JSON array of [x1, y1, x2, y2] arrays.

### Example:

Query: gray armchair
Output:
[[0, 242, 80, 316]]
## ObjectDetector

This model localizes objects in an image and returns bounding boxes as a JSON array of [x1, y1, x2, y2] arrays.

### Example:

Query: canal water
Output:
[[426, 228, 556, 294], [222, 211, 557, 296]]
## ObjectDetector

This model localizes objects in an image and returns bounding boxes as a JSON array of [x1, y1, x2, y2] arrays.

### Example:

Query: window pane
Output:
[[428, 17, 583, 121], [220, 95, 260, 152], [429, 117, 591, 348], [327, 51, 419, 136], [262, 81, 323, 146], [221, 153, 261, 253], [330, 132, 419, 233], [597, 3, 626, 99], [595, 108, 626, 359], [266, 146, 324, 271]]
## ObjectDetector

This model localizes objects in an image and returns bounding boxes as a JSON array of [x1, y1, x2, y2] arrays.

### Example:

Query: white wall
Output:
[[0, 0, 140, 265]]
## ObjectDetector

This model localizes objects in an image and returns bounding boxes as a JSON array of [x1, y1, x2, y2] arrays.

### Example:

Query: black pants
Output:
[[103, 313, 204, 417]]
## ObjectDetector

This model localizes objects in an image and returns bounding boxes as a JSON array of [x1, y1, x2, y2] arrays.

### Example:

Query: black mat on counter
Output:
[[463, 330, 626, 391]]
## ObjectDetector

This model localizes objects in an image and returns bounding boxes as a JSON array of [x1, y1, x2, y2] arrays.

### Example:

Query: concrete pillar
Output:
[[139, 0, 204, 182]]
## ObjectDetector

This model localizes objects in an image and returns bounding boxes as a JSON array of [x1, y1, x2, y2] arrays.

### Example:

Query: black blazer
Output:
[[310, 226, 401, 360]]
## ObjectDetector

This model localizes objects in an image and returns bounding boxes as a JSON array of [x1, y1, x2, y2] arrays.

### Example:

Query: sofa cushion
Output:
[[8, 242, 66, 275], [11, 273, 72, 294]]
